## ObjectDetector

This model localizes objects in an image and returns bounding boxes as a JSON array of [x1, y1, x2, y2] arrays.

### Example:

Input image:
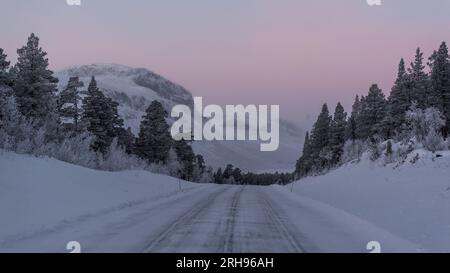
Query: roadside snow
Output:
[[0, 150, 203, 252], [285, 150, 450, 252]]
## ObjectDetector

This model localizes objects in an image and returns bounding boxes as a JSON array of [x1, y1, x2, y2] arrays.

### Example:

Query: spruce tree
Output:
[[135, 100, 172, 164], [58, 77, 83, 132], [117, 127, 135, 154], [385, 59, 412, 137], [223, 164, 234, 180], [232, 167, 243, 184], [345, 95, 360, 141], [214, 168, 224, 184], [14, 34, 59, 128], [330, 102, 347, 165], [429, 42, 450, 135], [310, 103, 331, 169], [0, 49, 12, 126], [82, 76, 122, 154], [0, 48, 11, 88], [173, 138, 196, 181], [295, 131, 312, 177], [356, 84, 386, 139], [409, 48, 430, 108]]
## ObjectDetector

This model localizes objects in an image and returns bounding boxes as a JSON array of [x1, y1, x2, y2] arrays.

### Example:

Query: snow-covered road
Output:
[[143, 185, 307, 253], [1, 182, 422, 253], [2, 185, 312, 252]]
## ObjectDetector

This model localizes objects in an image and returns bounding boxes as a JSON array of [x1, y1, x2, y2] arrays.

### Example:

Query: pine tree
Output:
[[409, 48, 430, 108], [232, 167, 243, 184], [330, 102, 347, 165], [14, 34, 59, 128], [195, 154, 206, 176], [82, 76, 122, 154], [0, 49, 12, 127], [58, 77, 84, 132], [310, 103, 331, 169], [117, 127, 135, 154], [295, 131, 313, 177], [356, 84, 387, 139], [223, 164, 234, 180], [385, 59, 412, 137], [135, 100, 172, 164], [345, 95, 360, 141], [173, 138, 196, 181], [429, 42, 450, 135], [0, 48, 11, 88], [214, 168, 224, 184]]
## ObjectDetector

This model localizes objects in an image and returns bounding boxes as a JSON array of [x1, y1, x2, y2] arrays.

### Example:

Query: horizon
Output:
[[1, 0, 450, 128]]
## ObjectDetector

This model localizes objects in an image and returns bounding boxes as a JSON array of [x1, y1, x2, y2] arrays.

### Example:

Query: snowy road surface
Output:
[[0, 182, 422, 253], [143, 186, 307, 253]]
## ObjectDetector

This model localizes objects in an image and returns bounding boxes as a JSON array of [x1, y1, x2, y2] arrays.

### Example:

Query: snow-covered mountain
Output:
[[56, 63, 303, 172]]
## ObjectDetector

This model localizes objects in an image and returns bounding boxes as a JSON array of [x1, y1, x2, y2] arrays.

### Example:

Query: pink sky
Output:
[[1, 0, 450, 126]]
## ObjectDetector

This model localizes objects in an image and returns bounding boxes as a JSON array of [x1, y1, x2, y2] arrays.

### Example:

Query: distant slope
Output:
[[56, 64, 303, 171]]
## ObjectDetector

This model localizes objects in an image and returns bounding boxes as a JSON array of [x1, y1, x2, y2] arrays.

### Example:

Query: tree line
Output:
[[212, 164, 292, 186], [0, 33, 210, 182], [295, 43, 450, 178]]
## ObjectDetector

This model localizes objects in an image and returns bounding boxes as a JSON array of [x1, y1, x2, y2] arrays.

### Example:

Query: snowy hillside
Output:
[[287, 149, 450, 252], [56, 64, 303, 171]]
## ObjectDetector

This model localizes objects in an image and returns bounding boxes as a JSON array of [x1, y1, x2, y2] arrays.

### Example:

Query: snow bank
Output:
[[286, 150, 450, 252], [0, 150, 201, 252]]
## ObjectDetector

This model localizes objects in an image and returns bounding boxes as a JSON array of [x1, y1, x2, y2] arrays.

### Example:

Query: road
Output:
[[1, 183, 420, 253], [142, 185, 306, 253]]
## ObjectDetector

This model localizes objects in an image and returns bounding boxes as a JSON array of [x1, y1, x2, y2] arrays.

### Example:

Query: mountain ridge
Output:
[[55, 63, 303, 171]]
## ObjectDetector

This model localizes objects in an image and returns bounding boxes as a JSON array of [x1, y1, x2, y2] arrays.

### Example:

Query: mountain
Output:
[[56, 63, 303, 172]]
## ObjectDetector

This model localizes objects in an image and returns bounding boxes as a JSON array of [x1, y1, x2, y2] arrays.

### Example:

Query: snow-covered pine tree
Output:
[[214, 168, 224, 184], [310, 103, 331, 169], [116, 127, 135, 154], [173, 138, 196, 181], [222, 164, 234, 180], [345, 95, 360, 141], [429, 42, 450, 136], [295, 131, 313, 177], [82, 76, 122, 154], [193, 154, 206, 180], [0, 48, 11, 88], [104, 96, 124, 139], [409, 48, 430, 109], [356, 84, 387, 140], [135, 100, 172, 164], [58, 77, 84, 132], [14, 34, 59, 132], [232, 167, 243, 184], [0, 49, 12, 128], [384, 59, 412, 138], [329, 102, 347, 165]]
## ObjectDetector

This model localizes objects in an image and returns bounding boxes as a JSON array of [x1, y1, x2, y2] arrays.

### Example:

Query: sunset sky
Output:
[[1, 0, 450, 126]]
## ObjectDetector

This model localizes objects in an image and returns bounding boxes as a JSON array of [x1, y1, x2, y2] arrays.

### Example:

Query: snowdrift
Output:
[[287, 149, 450, 252]]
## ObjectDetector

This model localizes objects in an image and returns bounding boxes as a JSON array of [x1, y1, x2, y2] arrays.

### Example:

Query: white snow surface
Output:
[[1, 150, 443, 252], [287, 149, 450, 252]]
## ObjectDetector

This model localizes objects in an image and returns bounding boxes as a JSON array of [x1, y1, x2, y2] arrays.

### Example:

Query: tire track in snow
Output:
[[259, 188, 307, 253], [142, 186, 232, 252]]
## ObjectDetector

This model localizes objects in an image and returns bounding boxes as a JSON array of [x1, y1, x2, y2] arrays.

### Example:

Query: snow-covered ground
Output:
[[286, 149, 450, 252], [0, 150, 205, 252], [2, 150, 449, 252]]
